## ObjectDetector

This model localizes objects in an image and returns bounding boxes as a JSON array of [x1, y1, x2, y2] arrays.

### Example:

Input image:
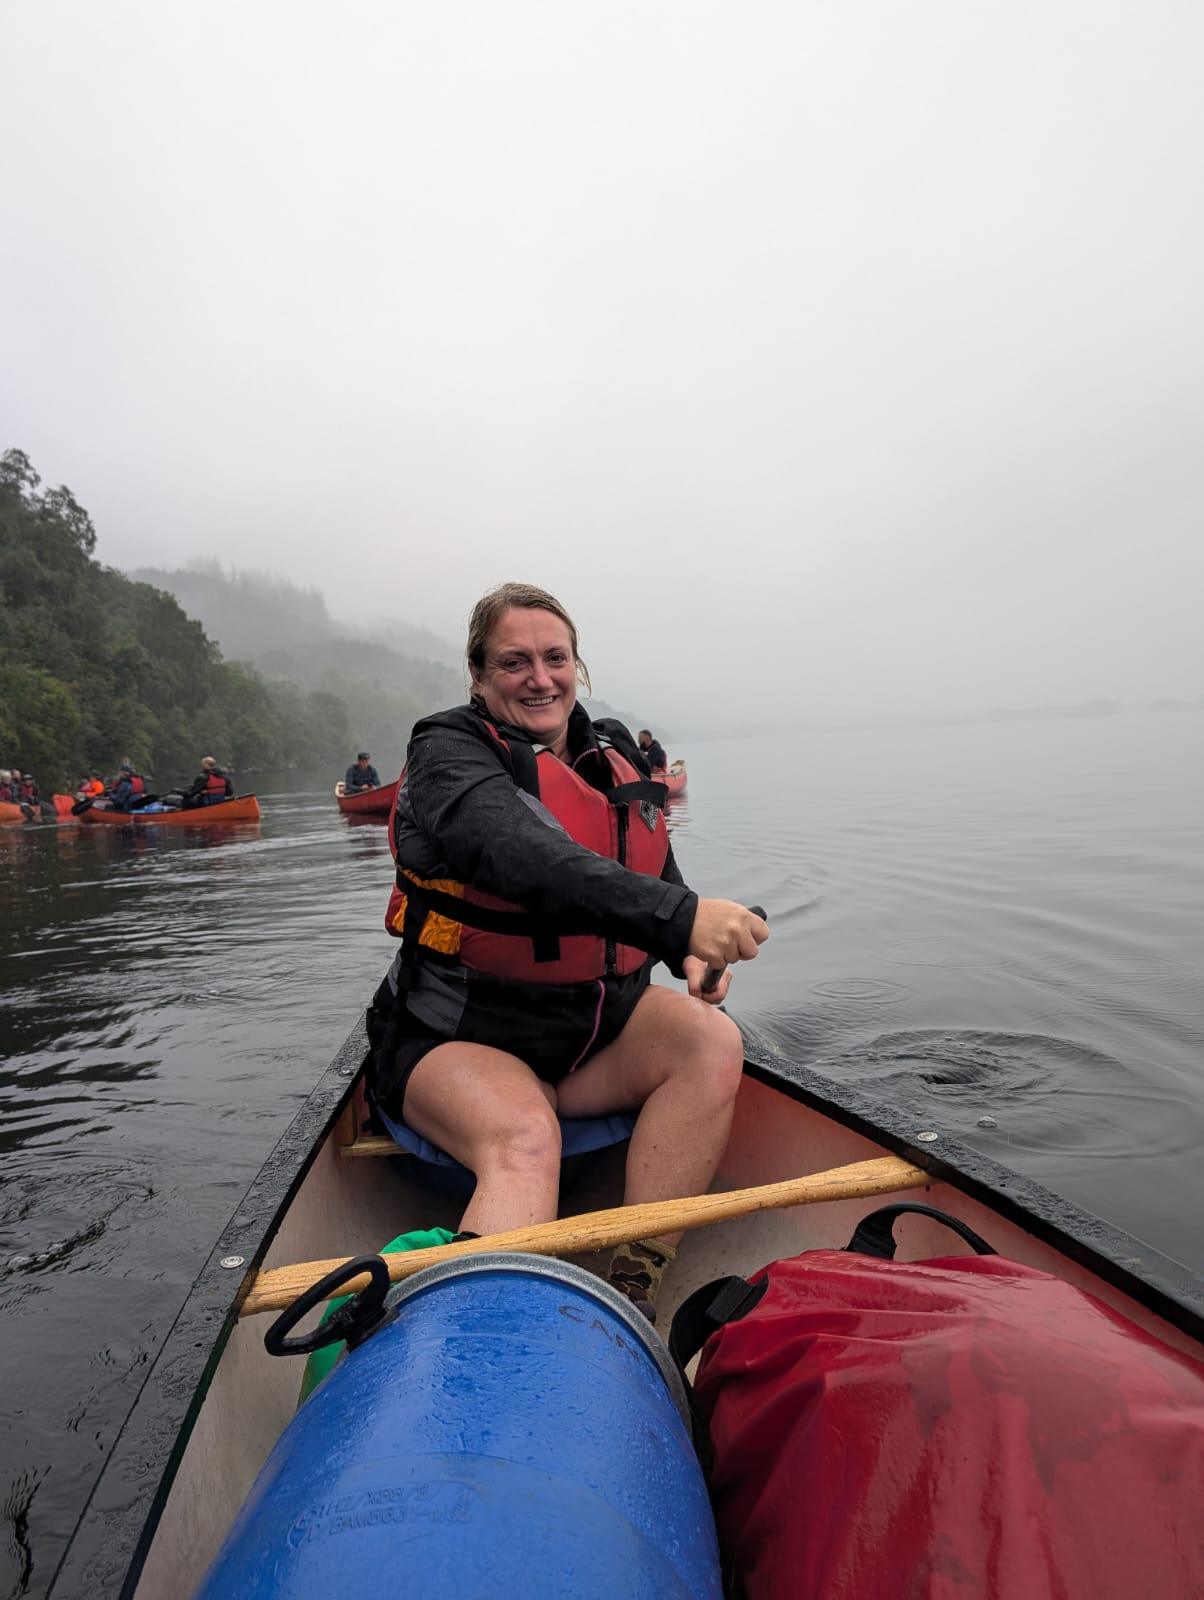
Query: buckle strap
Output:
[[398, 873, 562, 964]]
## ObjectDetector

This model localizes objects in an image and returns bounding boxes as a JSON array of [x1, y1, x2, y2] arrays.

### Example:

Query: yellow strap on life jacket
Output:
[[392, 871, 465, 955]]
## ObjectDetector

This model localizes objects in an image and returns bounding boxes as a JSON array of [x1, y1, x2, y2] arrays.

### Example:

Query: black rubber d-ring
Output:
[[263, 1254, 392, 1357]]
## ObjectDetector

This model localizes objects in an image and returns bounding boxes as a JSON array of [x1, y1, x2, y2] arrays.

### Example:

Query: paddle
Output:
[[239, 1153, 927, 1317], [71, 796, 95, 816], [702, 903, 767, 995]]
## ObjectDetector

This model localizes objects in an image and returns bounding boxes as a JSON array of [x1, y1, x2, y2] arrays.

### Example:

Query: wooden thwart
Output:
[[239, 1154, 928, 1318]]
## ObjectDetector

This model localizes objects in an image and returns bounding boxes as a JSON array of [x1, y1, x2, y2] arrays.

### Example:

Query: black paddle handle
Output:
[[701, 905, 767, 993]]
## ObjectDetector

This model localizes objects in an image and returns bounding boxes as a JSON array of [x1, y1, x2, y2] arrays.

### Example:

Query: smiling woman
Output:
[[366, 581, 769, 1321], [466, 584, 590, 755]]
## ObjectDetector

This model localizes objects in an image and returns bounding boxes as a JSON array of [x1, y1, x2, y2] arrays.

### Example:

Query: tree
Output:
[[0, 665, 82, 779]]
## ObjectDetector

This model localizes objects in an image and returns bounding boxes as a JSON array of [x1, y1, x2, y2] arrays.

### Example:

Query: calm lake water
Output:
[[2, 710, 1202, 1597]]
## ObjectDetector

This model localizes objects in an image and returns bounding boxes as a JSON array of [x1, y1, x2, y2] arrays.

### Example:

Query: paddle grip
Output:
[[701, 905, 767, 994]]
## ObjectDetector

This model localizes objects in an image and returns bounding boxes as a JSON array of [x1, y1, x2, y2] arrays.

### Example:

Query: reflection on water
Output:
[[2, 715, 1204, 1596]]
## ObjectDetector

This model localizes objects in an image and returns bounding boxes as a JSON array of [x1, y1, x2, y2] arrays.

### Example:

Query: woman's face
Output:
[[472, 607, 578, 752]]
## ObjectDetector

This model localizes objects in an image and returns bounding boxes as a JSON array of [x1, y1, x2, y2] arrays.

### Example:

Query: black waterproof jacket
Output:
[[393, 701, 697, 972]]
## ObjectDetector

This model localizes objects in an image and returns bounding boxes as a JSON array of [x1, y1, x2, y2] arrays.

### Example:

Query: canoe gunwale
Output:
[[51, 1029, 1204, 1596], [742, 1047, 1204, 1340], [49, 1035, 364, 1599]]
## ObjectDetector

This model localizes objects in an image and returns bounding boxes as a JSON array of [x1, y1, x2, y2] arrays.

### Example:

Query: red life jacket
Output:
[[205, 770, 229, 799], [17, 780, 35, 802], [385, 723, 669, 984]]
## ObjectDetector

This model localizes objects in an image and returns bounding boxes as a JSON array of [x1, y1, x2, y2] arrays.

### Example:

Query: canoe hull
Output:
[[51, 1035, 1204, 1598], [79, 795, 261, 826], [0, 800, 31, 826], [335, 780, 398, 816]]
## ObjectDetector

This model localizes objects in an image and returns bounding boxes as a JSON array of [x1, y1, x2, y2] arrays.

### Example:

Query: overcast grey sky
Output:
[[3, 2, 1202, 729]]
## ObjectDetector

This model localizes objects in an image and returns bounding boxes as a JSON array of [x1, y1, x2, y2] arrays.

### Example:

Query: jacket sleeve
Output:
[[400, 717, 698, 967]]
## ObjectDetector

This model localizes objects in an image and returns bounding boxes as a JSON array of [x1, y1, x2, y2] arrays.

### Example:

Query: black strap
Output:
[[507, 736, 541, 800], [668, 1274, 769, 1370], [398, 873, 563, 964], [604, 779, 668, 809], [845, 1203, 996, 1260]]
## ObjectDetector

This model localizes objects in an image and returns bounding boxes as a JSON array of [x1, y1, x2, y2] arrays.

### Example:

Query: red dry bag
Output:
[[670, 1203, 1204, 1600]]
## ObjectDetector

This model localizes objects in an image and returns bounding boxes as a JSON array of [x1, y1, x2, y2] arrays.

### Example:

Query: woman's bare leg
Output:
[[555, 985, 744, 1244], [402, 1043, 562, 1235]]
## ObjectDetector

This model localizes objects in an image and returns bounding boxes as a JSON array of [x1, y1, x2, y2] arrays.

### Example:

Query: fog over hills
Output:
[[130, 562, 662, 760]]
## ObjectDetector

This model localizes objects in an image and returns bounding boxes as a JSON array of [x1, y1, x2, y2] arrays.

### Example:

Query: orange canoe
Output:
[[0, 801, 30, 827], [335, 780, 397, 816], [79, 795, 261, 826], [663, 762, 687, 799]]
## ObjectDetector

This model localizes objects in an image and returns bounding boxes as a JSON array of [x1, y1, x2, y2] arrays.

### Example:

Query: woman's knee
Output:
[[698, 1007, 745, 1100], [474, 1095, 563, 1175], [657, 1001, 744, 1105]]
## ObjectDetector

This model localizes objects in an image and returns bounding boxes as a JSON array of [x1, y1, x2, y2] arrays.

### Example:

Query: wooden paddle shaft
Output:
[[240, 1154, 927, 1318]]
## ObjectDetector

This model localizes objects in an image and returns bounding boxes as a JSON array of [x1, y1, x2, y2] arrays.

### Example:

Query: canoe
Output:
[[335, 778, 398, 816], [53, 793, 78, 816], [52, 1029, 1203, 1597], [664, 760, 687, 799], [0, 800, 33, 826], [78, 794, 262, 826]]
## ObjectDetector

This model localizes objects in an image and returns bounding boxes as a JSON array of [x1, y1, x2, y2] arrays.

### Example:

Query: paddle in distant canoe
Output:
[[79, 795, 261, 826], [335, 779, 398, 816]]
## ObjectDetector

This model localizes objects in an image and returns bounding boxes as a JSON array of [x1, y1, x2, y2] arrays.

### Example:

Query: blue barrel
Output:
[[196, 1253, 722, 1599]]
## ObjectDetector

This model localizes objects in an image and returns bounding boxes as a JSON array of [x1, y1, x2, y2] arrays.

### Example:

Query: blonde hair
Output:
[[466, 583, 591, 695]]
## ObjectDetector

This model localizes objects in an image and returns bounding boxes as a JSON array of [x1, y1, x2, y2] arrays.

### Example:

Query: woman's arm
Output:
[[401, 718, 697, 963]]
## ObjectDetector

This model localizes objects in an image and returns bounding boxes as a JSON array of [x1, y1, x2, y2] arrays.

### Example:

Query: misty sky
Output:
[[3, 2, 1203, 729]]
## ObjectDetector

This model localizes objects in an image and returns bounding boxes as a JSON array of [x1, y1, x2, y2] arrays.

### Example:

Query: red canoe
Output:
[[335, 780, 397, 816], [79, 795, 261, 826], [663, 762, 687, 799]]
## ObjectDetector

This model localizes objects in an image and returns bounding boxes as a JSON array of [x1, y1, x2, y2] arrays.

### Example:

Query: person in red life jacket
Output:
[[367, 582, 769, 1321], [16, 773, 41, 820], [180, 756, 234, 807], [107, 763, 148, 812], [0, 769, 15, 802], [637, 730, 668, 772]]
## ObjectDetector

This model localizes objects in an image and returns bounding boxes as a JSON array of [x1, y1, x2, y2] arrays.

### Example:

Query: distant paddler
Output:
[[160, 757, 234, 810], [343, 752, 381, 795]]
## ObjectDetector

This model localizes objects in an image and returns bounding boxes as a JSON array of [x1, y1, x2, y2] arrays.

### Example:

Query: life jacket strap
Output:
[[603, 779, 668, 809], [398, 873, 563, 964]]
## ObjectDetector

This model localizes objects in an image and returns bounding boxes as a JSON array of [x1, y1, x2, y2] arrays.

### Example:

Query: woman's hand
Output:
[[684, 955, 730, 1004], [687, 900, 769, 969]]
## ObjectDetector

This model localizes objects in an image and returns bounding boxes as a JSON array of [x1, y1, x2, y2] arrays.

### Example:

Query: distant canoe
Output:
[[0, 801, 30, 827], [663, 761, 687, 799], [79, 795, 261, 826], [335, 779, 397, 816], [53, 793, 78, 816]]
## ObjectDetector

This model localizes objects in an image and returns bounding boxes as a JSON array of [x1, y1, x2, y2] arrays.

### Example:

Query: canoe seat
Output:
[[338, 1100, 636, 1200], [374, 1104, 637, 1170]]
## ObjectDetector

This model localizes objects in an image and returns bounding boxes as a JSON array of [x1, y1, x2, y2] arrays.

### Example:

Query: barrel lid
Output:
[[386, 1251, 691, 1425]]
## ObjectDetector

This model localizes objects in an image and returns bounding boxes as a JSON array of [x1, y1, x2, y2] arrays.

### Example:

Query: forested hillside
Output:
[[130, 563, 464, 768], [0, 450, 455, 786]]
